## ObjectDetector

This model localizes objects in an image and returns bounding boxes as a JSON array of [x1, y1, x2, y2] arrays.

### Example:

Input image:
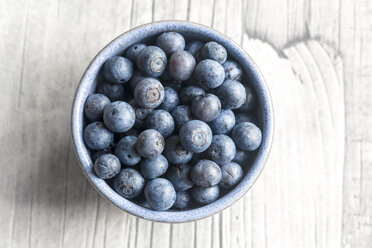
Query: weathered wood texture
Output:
[[0, 0, 370, 247]]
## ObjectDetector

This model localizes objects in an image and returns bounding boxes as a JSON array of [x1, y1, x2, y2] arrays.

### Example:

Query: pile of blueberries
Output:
[[83, 31, 262, 211]]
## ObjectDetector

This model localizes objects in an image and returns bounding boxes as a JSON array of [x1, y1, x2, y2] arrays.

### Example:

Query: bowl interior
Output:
[[72, 21, 273, 223]]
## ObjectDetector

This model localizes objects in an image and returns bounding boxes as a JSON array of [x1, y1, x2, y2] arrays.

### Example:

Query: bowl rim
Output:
[[71, 20, 274, 223]]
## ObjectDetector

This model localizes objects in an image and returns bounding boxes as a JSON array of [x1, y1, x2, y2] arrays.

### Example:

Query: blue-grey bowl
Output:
[[71, 21, 274, 223]]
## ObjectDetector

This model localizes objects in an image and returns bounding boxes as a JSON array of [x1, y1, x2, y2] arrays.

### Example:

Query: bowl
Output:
[[71, 21, 274, 223]]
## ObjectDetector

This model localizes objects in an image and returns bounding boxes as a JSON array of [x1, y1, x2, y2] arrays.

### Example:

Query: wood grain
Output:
[[0, 0, 370, 247]]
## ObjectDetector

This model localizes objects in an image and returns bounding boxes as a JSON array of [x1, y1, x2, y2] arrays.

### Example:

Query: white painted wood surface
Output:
[[0, 0, 370, 247]]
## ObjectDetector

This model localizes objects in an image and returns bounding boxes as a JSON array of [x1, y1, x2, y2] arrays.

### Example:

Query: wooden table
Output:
[[0, 0, 371, 247]]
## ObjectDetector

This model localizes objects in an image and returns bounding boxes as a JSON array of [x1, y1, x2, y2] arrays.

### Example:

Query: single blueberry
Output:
[[144, 178, 176, 211], [134, 78, 165, 109], [191, 94, 221, 122], [136, 129, 165, 158], [159, 87, 179, 112], [83, 122, 114, 150], [103, 101, 135, 133], [96, 82, 125, 101], [222, 60, 243, 81], [129, 70, 147, 89], [115, 135, 141, 166], [114, 168, 145, 199], [163, 136, 193, 165], [208, 109, 235, 134], [168, 51, 196, 81], [185, 40, 204, 60], [231, 122, 262, 151], [206, 134, 236, 165], [84, 93, 110, 121], [234, 112, 255, 125], [219, 162, 243, 189], [179, 120, 212, 153], [171, 105, 193, 130], [140, 154, 168, 179], [146, 110, 175, 138], [156, 32, 185, 55], [103, 56, 133, 83], [173, 191, 192, 209], [165, 164, 194, 191], [236, 84, 256, 112], [191, 159, 222, 187], [212, 79, 246, 109], [90, 144, 115, 162], [191, 185, 220, 205], [129, 99, 153, 129], [179, 86, 205, 105], [233, 149, 250, 165], [194, 59, 225, 89], [163, 80, 183, 91], [126, 43, 147, 63], [136, 46, 167, 77], [199, 41, 227, 64], [94, 154, 121, 179]]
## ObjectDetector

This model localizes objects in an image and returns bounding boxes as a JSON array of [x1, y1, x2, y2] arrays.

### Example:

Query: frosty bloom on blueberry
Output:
[[82, 31, 263, 211]]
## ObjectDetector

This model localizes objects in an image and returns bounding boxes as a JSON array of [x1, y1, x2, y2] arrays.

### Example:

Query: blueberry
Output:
[[185, 40, 204, 60], [194, 59, 225, 89], [103, 101, 135, 133], [83, 122, 114, 150], [129, 99, 153, 129], [159, 87, 179, 112], [103, 56, 133, 83], [163, 136, 193, 165], [91, 144, 115, 162], [219, 162, 243, 189], [114, 168, 145, 198], [191, 159, 222, 187], [206, 134, 236, 165], [140, 154, 168, 179], [126, 43, 147, 63], [236, 84, 256, 112], [115, 136, 141, 166], [173, 191, 192, 209], [96, 82, 125, 101], [144, 178, 176, 211], [222, 60, 243, 80], [233, 149, 249, 165], [145, 110, 175, 138], [235, 112, 255, 124], [94, 154, 121, 179], [199, 41, 227, 64], [136, 46, 167, 77], [191, 94, 221, 122], [163, 80, 183, 91], [212, 79, 246, 109], [179, 120, 212, 153], [136, 129, 165, 158], [179, 86, 205, 105], [208, 109, 235, 134], [165, 164, 194, 191], [84, 94, 110, 121], [171, 105, 193, 129], [134, 78, 164, 109], [231, 122, 262, 151], [129, 70, 147, 89], [191, 185, 220, 204], [156, 32, 185, 56], [168, 51, 196, 81]]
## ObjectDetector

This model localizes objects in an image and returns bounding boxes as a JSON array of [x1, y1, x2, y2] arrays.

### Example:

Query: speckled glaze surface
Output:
[[71, 21, 274, 223]]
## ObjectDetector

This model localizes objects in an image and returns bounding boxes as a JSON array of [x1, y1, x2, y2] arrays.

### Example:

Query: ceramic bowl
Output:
[[71, 21, 274, 223]]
